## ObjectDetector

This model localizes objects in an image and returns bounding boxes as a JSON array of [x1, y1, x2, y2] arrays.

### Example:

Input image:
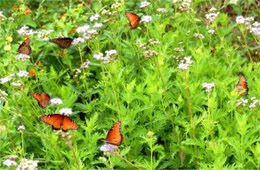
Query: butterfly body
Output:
[[236, 75, 248, 96], [50, 38, 73, 49], [18, 37, 31, 55], [32, 93, 50, 108], [125, 12, 140, 29], [105, 121, 123, 146], [40, 114, 78, 132]]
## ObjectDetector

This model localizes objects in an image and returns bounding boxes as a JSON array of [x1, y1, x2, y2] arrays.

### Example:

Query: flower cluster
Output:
[[80, 59, 91, 69], [100, 143, 118, 153], [202, 83, 216, 93], [141, 15, 152, 23], [249, 97, 260, 109], [56, 131, 73, 147], [0, 74, 14, 84], [205, 8, 219, 23], [17, 26, 53, 40], [93, 49, 117, 64], [174, 0, 192, 13], [3, 155, 18, 167], [59, 108, 73, 116], [16, 54, 30, 61], [137, 39, 160, 58], [17, 125, 25, 131], [194, 33, 205, 39], [236, 98, 248, 107], [0, 89, 8, 101], [50, 98, 63, 106], [236, 16, 259, 36], [236, 97, 260, 109], [17, 70, 29, 78], [157, 8, 167, 13], [11, 81, 22, 87], [140, 1, 150, 8], [177, 56, 193, 70], [16, 158, 39, 170]]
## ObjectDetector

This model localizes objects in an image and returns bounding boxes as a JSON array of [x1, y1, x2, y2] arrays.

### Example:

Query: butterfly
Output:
[[125, 12, 140, 29], [104, 121, 123, 146], [236, 75, 248, 96], [18, 37, 31, 55], [50, 38, 73, 49], [40, 114, 78, 132], [32, 93, 50, 108]]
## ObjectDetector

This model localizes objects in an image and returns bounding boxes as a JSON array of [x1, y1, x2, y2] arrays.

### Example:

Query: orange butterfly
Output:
[[125, 12, 140, 29], [32, 93, 50, 108], [50, 38, 73, 49], [18, 37, 31, 55], [236, 75, 248, 96], [104, 121, 123, 146], [40, 114, 78, 132]]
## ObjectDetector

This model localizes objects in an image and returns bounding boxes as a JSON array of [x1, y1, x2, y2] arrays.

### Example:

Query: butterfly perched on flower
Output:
[[40, 114, 78, 132], [125, 12, 140, 29], [18, 37, 31, 55], [104, 121, 123, 146], [50, 37, 73, 49], [235, 74, 248, 96], [32, 93, 50, 108]]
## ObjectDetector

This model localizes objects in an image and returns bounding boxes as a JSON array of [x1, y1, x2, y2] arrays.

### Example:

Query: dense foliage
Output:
[[0, 0, 259, 169]]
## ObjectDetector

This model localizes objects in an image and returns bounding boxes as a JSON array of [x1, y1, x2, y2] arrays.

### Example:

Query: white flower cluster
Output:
[[93, 50, 117, 64], [16, 54, 30, 61], [205, 8, 219, 23], [0, 89, 8, 101], [178, 0, 192, 13], [0, 74, 14, 84], [202, 83, 216, 93], [208, 29, 215, 34], [11, 81, 22, 87], [236, 97, 260, 109], [140, 1, 150, 8], [249, 97, 260, 109], [17, 70, 29, 78], [111, 2, 121, 9], [59, 108, 73, 116], [236, 16, 259, 36], [157, 8, 167, 13], [177, 56, 193, 70], [141, 15, 152, 23], [194, 33, 205, 39], [174, 47, 184, 52], [3, 155, 18, 167], [16, 159, 39, 170], [90, 14, 100, 22], [0, 11, 5, 20], [236, 98, 248, 107], [80, 59, 91, 69], [17, 26, 53, 39], [100, 143, 118, 153], [50, 98, 63, 106], [17, 125, 25, 131]]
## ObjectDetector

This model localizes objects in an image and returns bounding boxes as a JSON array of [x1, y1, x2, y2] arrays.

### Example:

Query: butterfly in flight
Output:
[[104, 121, 123, 146], [18, 37, 31, 55], [235, 74, 248, 96], [40, 114, 78, 132], [50, 37, 73, 49], [32, 93, 50, 108], [125, 12, 140, 29]]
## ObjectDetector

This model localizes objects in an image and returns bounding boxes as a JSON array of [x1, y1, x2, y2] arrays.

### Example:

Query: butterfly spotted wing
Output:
[[50, 38, 73, 49], [236, 75, 248, 96], [125, 12, 140, 29], [32, 93, 50, 108], [18, 37, 31, 55], [40, 114, 78, 132], [105, 121, 123, 146]]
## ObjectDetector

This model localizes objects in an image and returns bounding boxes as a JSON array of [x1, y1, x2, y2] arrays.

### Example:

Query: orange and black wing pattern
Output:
[[32, 93, 50, 108], [236, 75, 248, 96], [40, 114, 78, 132], [125, 12, 140, 29], [50, 38, 73, 49], [18, 37, 31, 55], [105, 121, 123, 146]]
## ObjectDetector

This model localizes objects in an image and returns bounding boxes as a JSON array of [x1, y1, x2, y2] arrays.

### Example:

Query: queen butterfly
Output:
[[104, 121, 123, 146], [40, 114, 78, 132], [32, 93, 50, 108], [50, 37, 73, 49], [125, 12, 140, 29], [18, 37, 31, 55], [236, 75, 248, 96]]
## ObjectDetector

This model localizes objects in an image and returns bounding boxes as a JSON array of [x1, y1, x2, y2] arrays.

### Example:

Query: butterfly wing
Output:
[[32, 93, 50, 108], [50, 38, 73, 49], [18, 37, 31, 55], [105, 121, 123, 146], [40, 114, 63, 130], [125, 12, 140, 29], [62, 116, 78, 132], [236, 75, 248, 96]]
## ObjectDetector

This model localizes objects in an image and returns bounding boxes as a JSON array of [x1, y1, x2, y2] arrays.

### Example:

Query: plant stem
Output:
[[116, 151, 141, 170]]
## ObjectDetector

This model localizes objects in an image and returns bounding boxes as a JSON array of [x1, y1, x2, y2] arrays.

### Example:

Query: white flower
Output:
[[177, 56, 193, 70], [3, 159, 17, 167], [59, 108, 73, 116], [205, 12, 219, 22], [16, 159, 39, 170], [17, 26, 35, 36], [157, 8, 167, 13], [209, 7, 217, 12], [236, 16, 245, 24], [141, 15, 152, 23], [111, 2, 121, 9], [100, 144, 118, 153], [0, 74, 14, 84], [16, 54, 30, 61], [90, 14, 100, 22], [143, 50, 158, 58], [76, 25, 90, 34], [249, 97, 260, 109], [17, 70, 29, 78], [236, 98, 248, 107], [105, 49, 117, 56], [0, 90, 8, 97], [140, 1, 150, 8], [93, 53, 104, 60], [11, 81, 22, 87], [80, 60, 90, 69], [194, 33, 205, 39], [149, 39, 160, 45], [72, 37, 86, 45], [50, 98, 63, 105], [174, 48, 184, 52], [17, 125, 25, 131], [202, 83, 215, 93], [250, 27, 260, 36], [208, 29, 215, 34], [87, 29, 98, 35], [93, 23, 103, 28]]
